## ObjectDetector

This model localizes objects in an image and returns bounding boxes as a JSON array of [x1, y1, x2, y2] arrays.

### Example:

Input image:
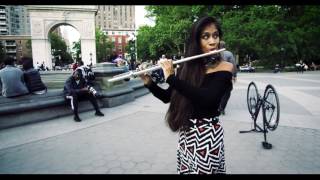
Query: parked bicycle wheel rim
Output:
[[262, 84, 280, 131], [247, 81, 259, 116]]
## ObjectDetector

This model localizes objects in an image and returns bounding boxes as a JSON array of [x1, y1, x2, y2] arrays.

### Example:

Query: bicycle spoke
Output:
[[247, 82, 259, 116], [265, 93, 276, 123], [263, 85, 280, 131]]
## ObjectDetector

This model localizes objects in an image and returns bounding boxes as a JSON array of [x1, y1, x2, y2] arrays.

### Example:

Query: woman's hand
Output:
[[137, 64, 152, 86], [139, 73, 152, 86], [158, 58, 174, 81]]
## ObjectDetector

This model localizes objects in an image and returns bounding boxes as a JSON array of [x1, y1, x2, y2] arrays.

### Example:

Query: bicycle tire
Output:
[[247, 81, 259, 116], [262, 84, 280, 131]]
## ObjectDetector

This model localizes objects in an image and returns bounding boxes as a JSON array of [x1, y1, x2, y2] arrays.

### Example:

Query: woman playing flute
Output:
[[140, 16, 233, 174]]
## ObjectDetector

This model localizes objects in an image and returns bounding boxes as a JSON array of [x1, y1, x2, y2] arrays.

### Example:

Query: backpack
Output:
[[76, 66, 95, 81], [84, 67, 95, 81]]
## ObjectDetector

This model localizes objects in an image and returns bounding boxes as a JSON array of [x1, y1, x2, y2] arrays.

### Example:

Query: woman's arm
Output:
[[145, 80, 172, 103], [166, 74, 231, 107]]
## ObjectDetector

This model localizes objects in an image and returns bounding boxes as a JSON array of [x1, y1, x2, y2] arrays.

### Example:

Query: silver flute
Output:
[[108, 48, 226, 82]]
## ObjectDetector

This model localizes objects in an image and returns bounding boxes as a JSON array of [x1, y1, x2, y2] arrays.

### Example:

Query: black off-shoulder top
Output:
[[145, 71, 233, 118]]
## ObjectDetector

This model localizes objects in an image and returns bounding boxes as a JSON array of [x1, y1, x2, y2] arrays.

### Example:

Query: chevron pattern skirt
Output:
[[177, 117, 226, 174]]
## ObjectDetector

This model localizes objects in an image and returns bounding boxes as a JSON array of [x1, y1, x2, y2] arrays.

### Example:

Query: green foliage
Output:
[[125, 38, 136, 61], [25, 39, 32, 57], [138, 6, 194, 60], [72, 40, 81, 61], [49, 32, 73, 65], [69, 28, 115, 64], [137, 25, 158, 60], [26, 39, 32, 50], [137, 5, 320, 68], [95, 28, 113, 63]]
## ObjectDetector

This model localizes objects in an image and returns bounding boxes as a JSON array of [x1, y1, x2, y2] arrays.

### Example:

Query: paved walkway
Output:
[[0, 71, 320, 174]]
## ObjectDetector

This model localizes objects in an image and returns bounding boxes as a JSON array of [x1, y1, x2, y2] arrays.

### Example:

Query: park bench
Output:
[[0, 79, 149, 130]]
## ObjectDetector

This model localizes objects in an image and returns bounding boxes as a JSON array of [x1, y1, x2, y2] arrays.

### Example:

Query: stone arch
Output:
[[45, 21, 81, 67], [46, 22, 80, 67], [27, 5, 97, 70], [46, 22, 80, 38]]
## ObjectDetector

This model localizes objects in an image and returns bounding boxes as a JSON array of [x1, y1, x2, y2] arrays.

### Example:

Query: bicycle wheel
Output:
[[247, 81, 259, 116], [262, 84, 280, 131]]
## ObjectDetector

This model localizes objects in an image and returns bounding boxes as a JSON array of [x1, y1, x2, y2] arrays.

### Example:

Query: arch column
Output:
[[27, 5, 97, 70], [79, 19, 96, 66]]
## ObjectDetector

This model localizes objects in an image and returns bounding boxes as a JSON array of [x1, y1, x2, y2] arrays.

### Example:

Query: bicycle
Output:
[[239, 81, 280, 149]]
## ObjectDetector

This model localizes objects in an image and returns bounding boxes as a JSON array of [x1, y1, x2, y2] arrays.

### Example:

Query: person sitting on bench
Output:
[[63, 69, 104, 122]]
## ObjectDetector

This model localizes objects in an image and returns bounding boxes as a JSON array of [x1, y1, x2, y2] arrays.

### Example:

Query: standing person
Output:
[[35, 62, 40, 71], [40, 61, 45, 71], [0, 57, 29, 97], [311, 62, 317, 71], [218, 41, 237, 115], [139, 16, 233, 174], [22, 57, 47, 95], [130, 57, 136, 71], [72, 61, 78, 71], [135, 60, 141, 70], [296, 60, 304, 74], [63, 69, 104, 122]]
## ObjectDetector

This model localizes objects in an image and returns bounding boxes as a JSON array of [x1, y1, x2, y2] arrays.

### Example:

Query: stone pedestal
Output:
[[92, 62, 149, 108], [93, 62, 128, 90]]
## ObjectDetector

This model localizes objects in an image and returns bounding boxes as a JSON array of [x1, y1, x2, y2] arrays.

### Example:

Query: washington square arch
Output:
[[27, 5, 97, 70]]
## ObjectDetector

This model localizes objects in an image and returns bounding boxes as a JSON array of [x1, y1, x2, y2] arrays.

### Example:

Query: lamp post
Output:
[[89, 52, 92, 66], [134, 31, 137, 61], [129, 32, 137, 70], [280, 47, 285, 67], [51, 48, 55, 62]]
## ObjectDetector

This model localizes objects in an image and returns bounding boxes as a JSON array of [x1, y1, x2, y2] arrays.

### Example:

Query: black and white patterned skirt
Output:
[[177, 117, 226, 174]]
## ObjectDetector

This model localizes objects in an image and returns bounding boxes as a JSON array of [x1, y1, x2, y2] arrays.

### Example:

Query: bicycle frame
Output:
[[239, 93, 264, 133], [240, 83, 274, 149], [239, 82, 279, 149]]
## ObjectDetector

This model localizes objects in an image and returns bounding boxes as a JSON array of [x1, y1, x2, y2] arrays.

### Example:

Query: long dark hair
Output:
[[166, 16, 223, 132], [21, 57, 34, 71]]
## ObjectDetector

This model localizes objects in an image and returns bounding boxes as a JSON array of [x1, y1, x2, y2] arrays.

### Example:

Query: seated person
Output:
[[114, 59, 130, 81], [117, 59, 129, 71], [76, 61, 95, 84], [75, 60, 102, 97], [22, 57, 47, 95], [0, 57, 29, 97], [63, 69, 104, 122]]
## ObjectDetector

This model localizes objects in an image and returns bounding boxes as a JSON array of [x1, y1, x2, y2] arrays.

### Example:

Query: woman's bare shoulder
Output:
[[206, 61, 233, 74], [217, 61, 233, 72]]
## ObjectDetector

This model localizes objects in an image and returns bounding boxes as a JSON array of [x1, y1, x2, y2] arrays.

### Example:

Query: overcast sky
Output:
[[135, 5, 155, 28], [62, 6, 155, 44]]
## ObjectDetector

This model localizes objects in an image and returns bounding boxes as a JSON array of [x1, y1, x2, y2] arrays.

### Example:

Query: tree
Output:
[[95, 28, 113, 63], [283, 6, 320, 65], [49, 31, 73, 65], [220, 5, 320, 67], [138, 6, 194, 60], [72, 40, 81, 61], [125, 38, 136, 61], [25, 39, 33, 58], [136, 25, 153, 60], [138, 5, 320, 68], [0, 42, 5, 65]]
